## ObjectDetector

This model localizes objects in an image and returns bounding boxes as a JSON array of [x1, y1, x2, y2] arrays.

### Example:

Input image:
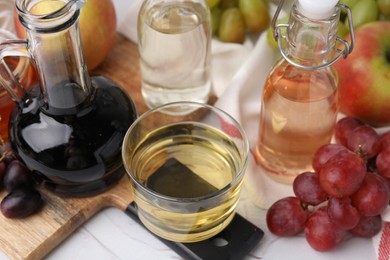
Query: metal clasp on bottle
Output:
[[271, 0, 355, 70]]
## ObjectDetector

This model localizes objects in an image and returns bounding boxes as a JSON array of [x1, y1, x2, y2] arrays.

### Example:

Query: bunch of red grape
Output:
[[0, 137, 43, 218], [266, 116, 390, 252]]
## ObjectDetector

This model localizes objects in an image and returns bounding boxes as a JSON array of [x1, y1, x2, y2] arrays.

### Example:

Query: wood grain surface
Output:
[[0, 175, 134, 260]]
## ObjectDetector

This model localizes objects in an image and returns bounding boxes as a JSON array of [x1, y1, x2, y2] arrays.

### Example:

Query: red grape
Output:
[[334, 117, 363, 146], [376, 148, 390, 178], [384, 177, 390, 202], [312, 143, 348, 173], [319, 151, 366, 198], [327, 197, 360, 230], [265, 115, 390, 252], [347, 125, 381, 160], [293, 171, 327, 206], [350, 173, 389, 216], [304, 206, 346, 252], [380, 130, 390, 150], [384, 178, 390, 195], [350, 215, 382, 238], [0, 188, 43, 218], [266, 197, 308, 237]]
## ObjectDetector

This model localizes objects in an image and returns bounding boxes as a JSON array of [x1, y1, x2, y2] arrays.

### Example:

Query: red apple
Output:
[[333, 21, 390, 127], [13, 0, 116, 71]]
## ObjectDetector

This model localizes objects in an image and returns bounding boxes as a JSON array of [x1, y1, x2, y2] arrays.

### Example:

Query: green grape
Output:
[[211, 7, 222, 36], [381, 14, 390, 20], [338, 0, 359, 9], [219, 0, 239, 10], [239, 0, 270, 32], [206, 0, 222, 9], [337, 20, 350, 37], [351, 0, 379, 28], [266, 17, 288, 48], [219, 8, 246, 43], [338, 0, 359, 22], [378, 0, 390, 16]]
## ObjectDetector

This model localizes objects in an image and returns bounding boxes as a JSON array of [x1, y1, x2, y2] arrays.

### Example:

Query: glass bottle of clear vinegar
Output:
[[255, 0, 354, 184]]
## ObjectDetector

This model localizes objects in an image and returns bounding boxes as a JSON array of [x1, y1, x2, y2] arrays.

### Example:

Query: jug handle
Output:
[[0, 39, 32, 103]]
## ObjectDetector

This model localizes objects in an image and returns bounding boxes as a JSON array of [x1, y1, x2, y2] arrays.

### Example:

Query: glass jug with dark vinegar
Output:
[[0, 0, 137, 196]]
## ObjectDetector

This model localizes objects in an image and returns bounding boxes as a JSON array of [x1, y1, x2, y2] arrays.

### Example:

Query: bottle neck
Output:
[[17, 0, 91, 114], [284, 2, 340, 68]]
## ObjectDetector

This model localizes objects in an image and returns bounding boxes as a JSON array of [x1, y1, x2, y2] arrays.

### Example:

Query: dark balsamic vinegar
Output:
[[9, 76, 137, 196]]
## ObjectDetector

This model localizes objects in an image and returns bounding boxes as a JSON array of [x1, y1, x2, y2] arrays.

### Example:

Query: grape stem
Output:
[[0, 134, 16, 162]]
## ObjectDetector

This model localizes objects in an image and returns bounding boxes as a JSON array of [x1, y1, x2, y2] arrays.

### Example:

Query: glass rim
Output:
[[121, 101, 250, 203], [15, 0, 83, 33]]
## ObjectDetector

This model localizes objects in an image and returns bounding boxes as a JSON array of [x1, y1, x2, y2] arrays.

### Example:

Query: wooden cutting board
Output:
[[0, 174, 134, 260]]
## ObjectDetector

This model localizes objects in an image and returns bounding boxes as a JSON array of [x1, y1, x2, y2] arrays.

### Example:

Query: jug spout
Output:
[[0, 39, 31, 104]]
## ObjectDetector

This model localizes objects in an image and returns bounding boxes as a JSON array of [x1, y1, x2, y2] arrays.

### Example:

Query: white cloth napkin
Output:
[[0, 1, 17, 39], [374, 207, 390, 260], [0, 1, 15, 32]]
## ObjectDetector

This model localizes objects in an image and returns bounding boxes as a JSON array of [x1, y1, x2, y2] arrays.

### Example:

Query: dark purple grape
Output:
[[3, 160, 34, 192], [0, 161, 6, 183], [0, 188, 43, 218]]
